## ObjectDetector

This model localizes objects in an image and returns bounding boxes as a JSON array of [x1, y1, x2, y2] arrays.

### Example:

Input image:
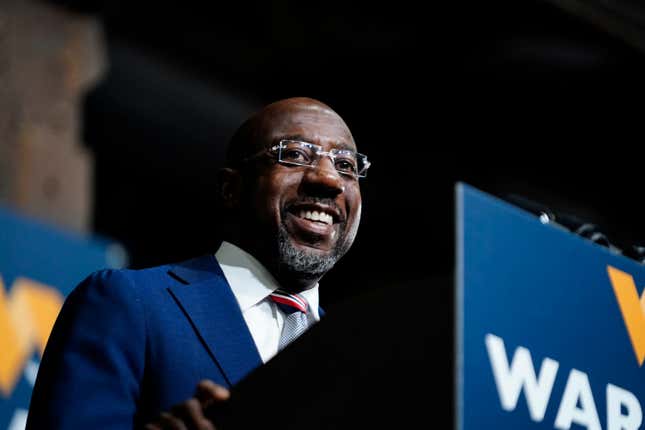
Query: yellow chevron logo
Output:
[[0, 275, 63, 397], [608, 265, 645, 366]]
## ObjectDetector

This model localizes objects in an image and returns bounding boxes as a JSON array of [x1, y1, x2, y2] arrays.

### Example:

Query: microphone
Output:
[[623, 245, 645, 264], [502, 194, 624, 256]]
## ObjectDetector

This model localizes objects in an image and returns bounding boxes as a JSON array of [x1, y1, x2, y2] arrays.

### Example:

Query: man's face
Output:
[[241, 101, 362, 281]]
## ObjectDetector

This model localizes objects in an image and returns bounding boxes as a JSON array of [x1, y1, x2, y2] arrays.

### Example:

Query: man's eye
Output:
[[335, 159, 357, 174], [282, 149, 310, 163]]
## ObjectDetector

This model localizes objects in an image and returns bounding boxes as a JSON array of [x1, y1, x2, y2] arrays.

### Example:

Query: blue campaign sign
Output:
[[457, 183, 645, 430], [0, 205, 126, 430]]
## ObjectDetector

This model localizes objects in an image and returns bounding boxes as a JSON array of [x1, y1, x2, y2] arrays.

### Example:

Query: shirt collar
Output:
[[215, 241, 320, 318]]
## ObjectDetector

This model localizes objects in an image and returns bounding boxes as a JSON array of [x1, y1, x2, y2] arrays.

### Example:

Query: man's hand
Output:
[[144, 380, 230, 430]]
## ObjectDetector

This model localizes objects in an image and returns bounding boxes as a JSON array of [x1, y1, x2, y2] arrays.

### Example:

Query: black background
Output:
[[48, 0, 645, 306]]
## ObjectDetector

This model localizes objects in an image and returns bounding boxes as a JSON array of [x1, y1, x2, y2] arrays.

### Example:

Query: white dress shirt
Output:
[[215, 241, 320, 363]]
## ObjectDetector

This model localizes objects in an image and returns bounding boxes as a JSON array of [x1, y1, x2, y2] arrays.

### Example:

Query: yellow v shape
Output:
[[608, 265, 645, 366], [0, 276, 63, 396]]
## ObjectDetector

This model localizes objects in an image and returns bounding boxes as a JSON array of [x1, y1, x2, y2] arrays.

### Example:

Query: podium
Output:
[[213, 275, 454, 429], [211, 183, 645, 430], [457, 183, 645, 430]]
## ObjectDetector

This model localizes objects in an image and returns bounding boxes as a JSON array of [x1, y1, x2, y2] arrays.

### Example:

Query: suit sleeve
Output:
[[26, 269, 146, 430]]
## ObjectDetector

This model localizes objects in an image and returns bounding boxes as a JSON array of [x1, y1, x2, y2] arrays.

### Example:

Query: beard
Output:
[[276, 222, 351, 281]]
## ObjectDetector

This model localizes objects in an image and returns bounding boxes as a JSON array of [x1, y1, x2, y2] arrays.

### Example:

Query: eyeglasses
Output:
[[265, 139, 371, 179]]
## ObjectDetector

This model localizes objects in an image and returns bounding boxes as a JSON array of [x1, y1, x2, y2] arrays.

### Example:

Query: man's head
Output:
[[219, 97, 365, 291]]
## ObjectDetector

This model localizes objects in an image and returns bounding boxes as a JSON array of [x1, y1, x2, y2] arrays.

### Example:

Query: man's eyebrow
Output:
[[277, 135, 356, 151], [278, 134, 311, 143], [333, 141, 357, 151]]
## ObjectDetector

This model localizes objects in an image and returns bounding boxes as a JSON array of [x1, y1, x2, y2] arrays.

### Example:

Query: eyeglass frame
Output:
[[242, 139, 371, 179]]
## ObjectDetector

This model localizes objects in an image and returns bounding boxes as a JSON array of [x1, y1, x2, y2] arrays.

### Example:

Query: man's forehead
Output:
[[259, 103, 356, 150]]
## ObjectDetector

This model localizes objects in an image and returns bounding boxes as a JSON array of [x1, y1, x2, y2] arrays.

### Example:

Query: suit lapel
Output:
[[166, 255, 262, 387]]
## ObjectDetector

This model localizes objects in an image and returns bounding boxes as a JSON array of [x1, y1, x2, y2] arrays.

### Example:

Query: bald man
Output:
[[26, 98, 370, 430]]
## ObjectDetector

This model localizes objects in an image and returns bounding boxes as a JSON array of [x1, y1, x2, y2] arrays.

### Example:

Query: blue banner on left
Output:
[[0, 205, 127, 430]]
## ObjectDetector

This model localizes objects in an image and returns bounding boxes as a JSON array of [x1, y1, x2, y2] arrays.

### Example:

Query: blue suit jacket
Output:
[[26, 255, 270, 429]]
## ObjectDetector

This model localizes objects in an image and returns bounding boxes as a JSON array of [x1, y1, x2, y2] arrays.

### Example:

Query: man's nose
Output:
[[302, 156, 345, 196]]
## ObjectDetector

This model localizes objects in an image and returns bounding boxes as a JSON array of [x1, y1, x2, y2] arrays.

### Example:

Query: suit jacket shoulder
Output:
[[26, 255, 262, 430]]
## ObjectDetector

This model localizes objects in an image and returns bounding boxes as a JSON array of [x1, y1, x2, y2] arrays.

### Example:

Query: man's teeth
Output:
[[299, 210, 333, 225]]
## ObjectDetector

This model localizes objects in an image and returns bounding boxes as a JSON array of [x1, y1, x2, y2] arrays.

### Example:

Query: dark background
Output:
[[47, 0, 645, 306]]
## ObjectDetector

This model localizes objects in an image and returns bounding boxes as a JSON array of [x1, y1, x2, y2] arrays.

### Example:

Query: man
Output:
[[26, 97, 369, 429]]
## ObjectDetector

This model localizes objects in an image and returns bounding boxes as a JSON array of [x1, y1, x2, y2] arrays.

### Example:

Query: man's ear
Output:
[[217, 168, 243, 209]]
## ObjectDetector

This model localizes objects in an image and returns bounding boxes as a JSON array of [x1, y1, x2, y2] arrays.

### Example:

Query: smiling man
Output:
[[26, 97, 369, 430], [221, 97, 364, 292]]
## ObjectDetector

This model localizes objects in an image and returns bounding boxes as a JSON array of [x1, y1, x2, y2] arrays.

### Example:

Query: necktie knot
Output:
[[269, 289, 311, 351], [269, 289, 309, 315]]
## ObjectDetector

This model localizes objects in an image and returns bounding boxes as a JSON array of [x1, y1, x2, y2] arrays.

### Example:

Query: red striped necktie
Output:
[[269, 289, 311, 350]]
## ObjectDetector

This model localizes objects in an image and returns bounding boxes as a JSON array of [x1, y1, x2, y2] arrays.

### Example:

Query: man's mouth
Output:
[[296, 210, 333, 225], [284, 202, 343, 242]]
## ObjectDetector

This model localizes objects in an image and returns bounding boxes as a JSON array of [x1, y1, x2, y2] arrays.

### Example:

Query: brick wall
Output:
[[0, 0, 105, 233]]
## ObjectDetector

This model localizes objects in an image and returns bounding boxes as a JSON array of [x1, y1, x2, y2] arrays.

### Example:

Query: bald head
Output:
[[226, 97, 355, 166]]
